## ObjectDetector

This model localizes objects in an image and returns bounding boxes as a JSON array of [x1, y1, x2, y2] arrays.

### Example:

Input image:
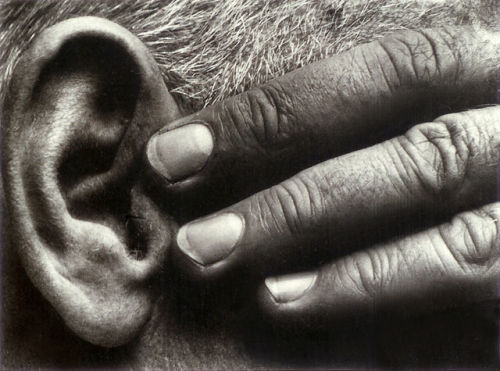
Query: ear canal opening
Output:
[[30, 35, 146, 258]]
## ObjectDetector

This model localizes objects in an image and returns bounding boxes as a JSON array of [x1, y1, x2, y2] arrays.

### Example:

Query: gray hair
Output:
[[1, 0, 497, 111]]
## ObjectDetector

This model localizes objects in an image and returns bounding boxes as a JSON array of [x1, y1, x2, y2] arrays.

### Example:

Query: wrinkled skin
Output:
[[1, 1, 499, 369]]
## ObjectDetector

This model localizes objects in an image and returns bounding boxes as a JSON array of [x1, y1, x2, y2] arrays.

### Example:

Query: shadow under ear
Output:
[[2, 17, 181, 347]]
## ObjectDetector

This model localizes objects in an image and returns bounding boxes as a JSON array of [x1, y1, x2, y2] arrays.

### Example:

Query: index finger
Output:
[[146, 28, 499, 201]]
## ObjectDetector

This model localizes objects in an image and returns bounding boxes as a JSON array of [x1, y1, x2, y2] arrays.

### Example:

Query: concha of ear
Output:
[[2, 17, 181, 347]]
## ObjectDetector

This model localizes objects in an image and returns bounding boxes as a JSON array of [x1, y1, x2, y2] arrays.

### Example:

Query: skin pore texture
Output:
[[1, 0, 499, 368]]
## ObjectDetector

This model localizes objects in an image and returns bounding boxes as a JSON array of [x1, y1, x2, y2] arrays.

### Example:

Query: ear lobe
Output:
[[2, 17, 180, 347]]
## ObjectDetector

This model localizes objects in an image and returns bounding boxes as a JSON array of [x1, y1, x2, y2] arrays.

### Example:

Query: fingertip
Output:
[[146, 122, 214, 183], [257, 270, 321, 327], [170, 223, 243, 284], [264, 271, 317, 304]]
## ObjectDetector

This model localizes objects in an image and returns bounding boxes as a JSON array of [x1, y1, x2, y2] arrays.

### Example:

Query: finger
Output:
[[172, 105, 500, 279], [146, 28, 499, 198], [259, 202, 500, 327]]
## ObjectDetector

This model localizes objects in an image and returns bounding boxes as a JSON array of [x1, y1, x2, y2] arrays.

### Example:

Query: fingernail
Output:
[[147, 122, 214, 182], [177, 213, 244, 265], [265, 271, 317, 303]]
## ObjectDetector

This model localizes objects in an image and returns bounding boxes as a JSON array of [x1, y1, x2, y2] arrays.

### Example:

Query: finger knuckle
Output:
[[334, 251, 385, 300], [351, 251, 384, 299], [222, 83, 296, 152], [439, 204, 500, 278], [395, 113, 481, 201], [376, 28, 459, 87], [258, 174, 324, 237], [441, 108, 500, 169]]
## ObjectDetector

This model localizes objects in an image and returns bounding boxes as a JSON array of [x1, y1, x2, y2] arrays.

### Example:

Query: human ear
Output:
[[2, 16, 181, 347]]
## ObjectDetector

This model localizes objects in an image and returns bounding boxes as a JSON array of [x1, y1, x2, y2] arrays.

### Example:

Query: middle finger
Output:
[[172, 106, 500, 281]]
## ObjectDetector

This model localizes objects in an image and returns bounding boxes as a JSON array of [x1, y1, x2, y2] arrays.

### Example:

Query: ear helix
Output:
[[3, 17, 181, 346]]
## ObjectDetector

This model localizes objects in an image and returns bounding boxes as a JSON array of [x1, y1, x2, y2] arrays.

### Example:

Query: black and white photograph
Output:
[[1, 0, 499, 368]]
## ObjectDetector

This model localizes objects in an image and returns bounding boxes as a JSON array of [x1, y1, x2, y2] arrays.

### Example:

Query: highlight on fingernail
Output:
[[147, 122, 214, 182], [176, 213, 244, 266], [265, 271, 317, 303]]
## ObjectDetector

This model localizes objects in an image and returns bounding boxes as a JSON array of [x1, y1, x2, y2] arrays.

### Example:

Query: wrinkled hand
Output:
[[146, 27, 500, 327]]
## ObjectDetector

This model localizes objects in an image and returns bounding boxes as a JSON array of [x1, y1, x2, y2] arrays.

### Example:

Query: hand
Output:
[[145, 27, 500, 327]]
